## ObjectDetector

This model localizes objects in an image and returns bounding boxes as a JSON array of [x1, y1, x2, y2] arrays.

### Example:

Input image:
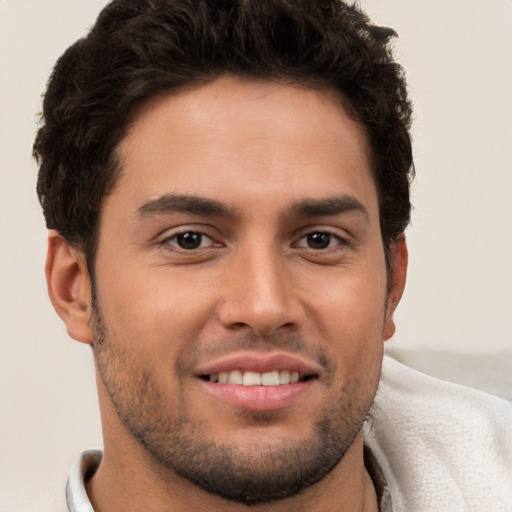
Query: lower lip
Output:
[[199, 380, 315, 411]]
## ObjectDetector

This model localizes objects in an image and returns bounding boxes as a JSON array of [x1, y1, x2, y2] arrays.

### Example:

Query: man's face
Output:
[[88, 76, 402, 504]]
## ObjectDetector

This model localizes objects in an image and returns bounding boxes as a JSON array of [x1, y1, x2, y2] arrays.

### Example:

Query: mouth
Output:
[[200, 370, 316, 386], [195, 352, 321, 411]]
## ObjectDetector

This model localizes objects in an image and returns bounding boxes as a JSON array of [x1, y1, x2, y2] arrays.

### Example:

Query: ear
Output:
[[45, 231, 94, 344], [383, 235, 408, 341]]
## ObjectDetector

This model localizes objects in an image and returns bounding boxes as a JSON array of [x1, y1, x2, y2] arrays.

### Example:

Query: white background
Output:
[[1, 0, 511, 510]]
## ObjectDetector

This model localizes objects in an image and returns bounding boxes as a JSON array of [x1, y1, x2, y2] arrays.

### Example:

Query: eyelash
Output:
[[294, 231, 347, 250], [160, 228, 348, 254], [161, 230, 220, 251]]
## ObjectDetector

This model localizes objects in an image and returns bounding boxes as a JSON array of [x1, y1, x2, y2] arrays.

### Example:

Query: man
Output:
[[34, 0, 511, 511]]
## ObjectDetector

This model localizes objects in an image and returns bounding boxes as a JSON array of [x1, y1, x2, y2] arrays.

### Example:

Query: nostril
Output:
[[230, 322, 249, 330]]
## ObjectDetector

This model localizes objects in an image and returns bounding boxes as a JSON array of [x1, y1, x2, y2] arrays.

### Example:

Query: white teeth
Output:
[[261, 370, 280, 386], [208, 370, 306, 386], [279, 370, 291, 384], [228, 370, 243, 385], [243, 371, 262, 386]]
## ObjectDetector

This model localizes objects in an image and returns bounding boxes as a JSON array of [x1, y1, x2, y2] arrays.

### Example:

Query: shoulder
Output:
[[365, 355, 512, 511]]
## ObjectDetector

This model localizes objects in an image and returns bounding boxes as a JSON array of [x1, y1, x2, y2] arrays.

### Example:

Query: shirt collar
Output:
[[66, 450, 101, 512], [364, 444, 393, 512]]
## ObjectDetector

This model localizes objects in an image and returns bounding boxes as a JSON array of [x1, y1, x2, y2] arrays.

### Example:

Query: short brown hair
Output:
[[34, 0, 414, 269]]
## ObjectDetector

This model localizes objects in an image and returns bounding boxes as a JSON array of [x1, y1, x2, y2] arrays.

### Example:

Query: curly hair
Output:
[[34, 0, 413, 270]]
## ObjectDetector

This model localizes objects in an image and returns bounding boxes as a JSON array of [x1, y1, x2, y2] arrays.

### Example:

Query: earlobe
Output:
[[46, 231, 94, 344], [383, 235, 408, 341]]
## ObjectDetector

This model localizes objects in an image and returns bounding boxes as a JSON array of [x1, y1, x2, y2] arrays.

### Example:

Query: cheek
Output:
[[95, 266, 217, 357], [304, 263, 388, 391], [306, 259, 388, 336]]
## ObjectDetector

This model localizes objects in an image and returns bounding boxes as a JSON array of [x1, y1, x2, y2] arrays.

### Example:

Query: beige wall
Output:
[[1, 0, 510, 509], [362, 0, 512, 353]]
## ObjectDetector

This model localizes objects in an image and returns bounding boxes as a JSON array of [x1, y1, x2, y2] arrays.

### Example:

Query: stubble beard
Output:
[[90, 303, 382, 506]]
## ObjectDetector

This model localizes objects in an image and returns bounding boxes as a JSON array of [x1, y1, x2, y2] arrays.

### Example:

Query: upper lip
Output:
[[194, 351, 323, 377]]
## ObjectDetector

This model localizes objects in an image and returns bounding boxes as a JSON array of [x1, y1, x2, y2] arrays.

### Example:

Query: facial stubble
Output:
[[90, 303, 382, 506]]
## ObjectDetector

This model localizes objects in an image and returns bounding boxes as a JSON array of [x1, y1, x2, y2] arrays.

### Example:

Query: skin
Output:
[[47, 75, 407, 512]]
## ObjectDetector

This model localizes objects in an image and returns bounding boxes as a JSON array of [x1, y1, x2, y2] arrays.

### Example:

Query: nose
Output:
[[217, 243, 304, 337]]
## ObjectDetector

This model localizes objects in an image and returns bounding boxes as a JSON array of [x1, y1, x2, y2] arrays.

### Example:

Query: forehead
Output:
[[111, 75, 376, 218]]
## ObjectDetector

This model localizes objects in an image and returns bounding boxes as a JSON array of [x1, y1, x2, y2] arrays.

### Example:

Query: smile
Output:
[[203, 370, 314, 386], [196, 353, 321, 411]]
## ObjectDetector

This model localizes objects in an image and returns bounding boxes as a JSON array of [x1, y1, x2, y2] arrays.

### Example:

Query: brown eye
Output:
[[306, 233, 332, 249], [165, 231, 216, 250], [294, 230, 347, 251], [176, 232, 203, 249]]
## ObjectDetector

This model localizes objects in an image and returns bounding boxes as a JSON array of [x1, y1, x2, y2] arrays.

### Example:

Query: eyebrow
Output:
[[136, 194, 239, 219], [135, 193, 369, 222], [285, 195, 369, 221]]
